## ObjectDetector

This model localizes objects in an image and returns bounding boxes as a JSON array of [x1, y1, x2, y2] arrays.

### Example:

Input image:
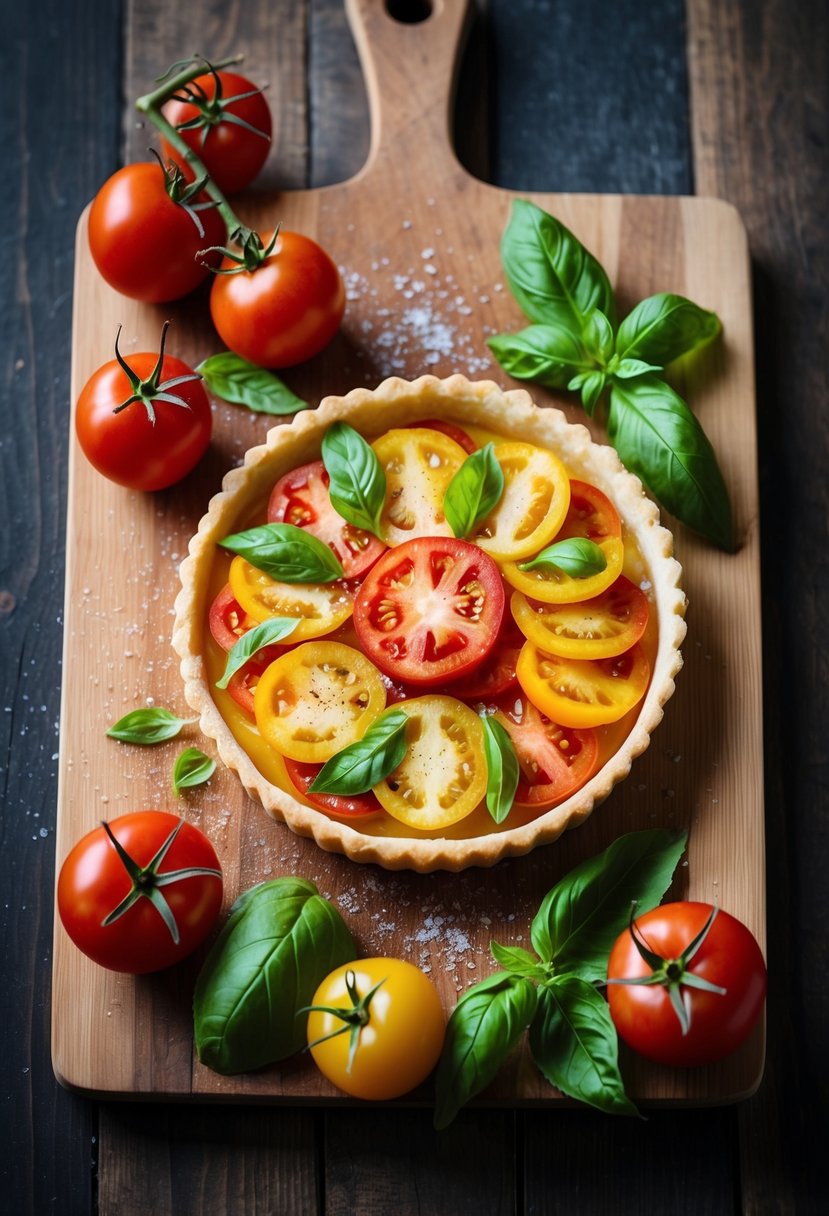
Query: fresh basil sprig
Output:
[[220, 523, 344, 583], [194, 877, 357, 1074], [321, 422, 386, 539], [433, 828, 688, 1126], [308, 708, 409, 796], [444, 444, 505, 539], [106, 706, 194, 745], [172, 747, 216, 796], [489, 199, 733, 550], [480, 714, 520, 824], [518, 537, 607, 578], [216, 617, 299, 689], [196, 352, 308, 415]]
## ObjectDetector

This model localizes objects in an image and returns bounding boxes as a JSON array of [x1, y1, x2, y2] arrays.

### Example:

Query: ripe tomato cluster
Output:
[[208, 420, 654, 831], [79, 62, 345, 492]]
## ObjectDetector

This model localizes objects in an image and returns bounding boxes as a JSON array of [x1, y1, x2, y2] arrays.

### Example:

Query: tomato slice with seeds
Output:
[[471, 441, 571, 562], [373, 695, 487, 829], [283, 758, 382, 820], [268, 459, 386, 579], [353, 536, 505, 687], [226, 655, 269, 718], [409, 418, 477, 453], [492, 693, 600, 806], [254, 641, 388, 763], [516, 641, 651, 729], [371, 427, 467, 546], [501, 479, 624, 603], [209, 583, 256, 651], [229, 555, 356, 640], [510, 577, 650, 660]]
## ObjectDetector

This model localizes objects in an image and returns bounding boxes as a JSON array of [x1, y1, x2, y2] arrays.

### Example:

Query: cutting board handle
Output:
[[346, 0, 473, 176]]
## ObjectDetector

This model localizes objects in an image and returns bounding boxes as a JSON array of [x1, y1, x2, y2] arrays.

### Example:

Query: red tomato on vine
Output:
[[88, 157, 225, 302], [161, 67, 272, 195], [75, 322, 212, 491], [209, 228, 345, 368]]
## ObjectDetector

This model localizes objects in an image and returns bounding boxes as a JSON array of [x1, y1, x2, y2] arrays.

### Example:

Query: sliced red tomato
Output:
[[267, 460, 386, 578], [208, 583, 257, 651], [353, 536, 505, 686], [516, 641, 651, 729], [510, 577, 650, 660], [226, 656, 269, 718], [283, 758, 382, 820], [409, 418, 477, 453], [492, 694, 600, 806]]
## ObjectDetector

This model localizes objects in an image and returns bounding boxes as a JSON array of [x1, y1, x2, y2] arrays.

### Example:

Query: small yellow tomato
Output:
[[306, 958, 445, 1100]]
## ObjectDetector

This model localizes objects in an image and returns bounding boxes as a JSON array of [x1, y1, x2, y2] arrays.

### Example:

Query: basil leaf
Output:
[[615, 293, 721, 368], [106, 707, 192, 745], [490, 941, 548, 981], [608, 375, 734, 551], [519, 537, 607, 578], [220, 523, 345, 583], [583, 309, 614, 363], [444, 444, 505, 539], [172, 747, 216, 796], [529, 979, 638, 1116], [611, 357, 663, 379], [488, 322, 596, 389], [308, 708, 409, 796], [321, 422, 386, 539], [499, 199, 616, 330], [433, 972, 538, 1130], [194, 877, 357, 1074], [216, 617, 299, 689], [480, 714, 520, 824], [579, 370, 608, 415], [530, 828, 688, 979], [196, 353, 308, 415]]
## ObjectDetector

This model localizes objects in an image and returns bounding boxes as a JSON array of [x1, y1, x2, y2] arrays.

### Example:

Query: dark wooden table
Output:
[[2, 1, 825, 1211]]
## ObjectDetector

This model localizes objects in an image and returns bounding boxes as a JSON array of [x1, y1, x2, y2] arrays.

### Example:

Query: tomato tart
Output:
[[173, 375, 686, 871]]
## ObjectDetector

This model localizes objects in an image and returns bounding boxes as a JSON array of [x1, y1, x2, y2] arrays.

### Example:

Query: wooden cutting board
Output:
[[53, 0, 764, 1104]]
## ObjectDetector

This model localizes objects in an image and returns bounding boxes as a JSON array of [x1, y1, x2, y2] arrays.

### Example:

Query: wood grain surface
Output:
[[3, 0, 826, 1212], [54, 0, 764, 1108]]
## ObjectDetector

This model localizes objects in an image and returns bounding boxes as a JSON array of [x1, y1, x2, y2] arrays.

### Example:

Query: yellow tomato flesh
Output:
[[471, 441, 570, 561], [516, 641, 651, 728], [229, 554, 355, 639], [254, 641, 387, 763], [373, 695, 487, 829], [371, 427, 467, 545]]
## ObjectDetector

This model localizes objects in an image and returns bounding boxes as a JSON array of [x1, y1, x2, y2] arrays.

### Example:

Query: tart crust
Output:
[[173, 375, 686, 872]]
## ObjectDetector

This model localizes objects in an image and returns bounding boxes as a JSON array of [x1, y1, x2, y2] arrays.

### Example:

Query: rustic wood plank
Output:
[[98, 1105, 319, 1215], [687, 0, 827, 1209], [322, 1109, 516, 1215], [0, 0, 125, 1213]]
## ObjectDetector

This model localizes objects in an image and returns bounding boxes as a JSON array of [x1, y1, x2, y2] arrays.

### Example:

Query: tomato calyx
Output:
[[165, 57, 271, 147], [100, 818, 222, 946], [608, 904, 728, 1035], [200, 223, 280, 275], [303, 968, 387, 1073], [147, 147, 217, 239], [111, 321, 202, 423]]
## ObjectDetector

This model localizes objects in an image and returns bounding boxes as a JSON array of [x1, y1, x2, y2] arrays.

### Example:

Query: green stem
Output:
[[135, 57, 253, 245]]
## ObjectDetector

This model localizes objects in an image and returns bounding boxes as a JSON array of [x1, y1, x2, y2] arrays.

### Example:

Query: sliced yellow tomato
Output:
[[372, 427, 467, 546], [516, 641, 651, 728], [254, 641, 387, 763], [502, 536, 625, 603], [471, 441, 570, 561], [373, 695, 487, 829], [228, 554, 355, 639], [510, 577, 650, 660]]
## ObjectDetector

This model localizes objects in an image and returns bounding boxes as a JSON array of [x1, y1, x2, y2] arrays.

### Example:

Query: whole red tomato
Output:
[[75, 324, 212, 491], [161, 69, 272, 195], [88, 160, 225, 302], [57, 811, 223, 974], [606, 901, 767, 1067], [209, 229, 345, 368]]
